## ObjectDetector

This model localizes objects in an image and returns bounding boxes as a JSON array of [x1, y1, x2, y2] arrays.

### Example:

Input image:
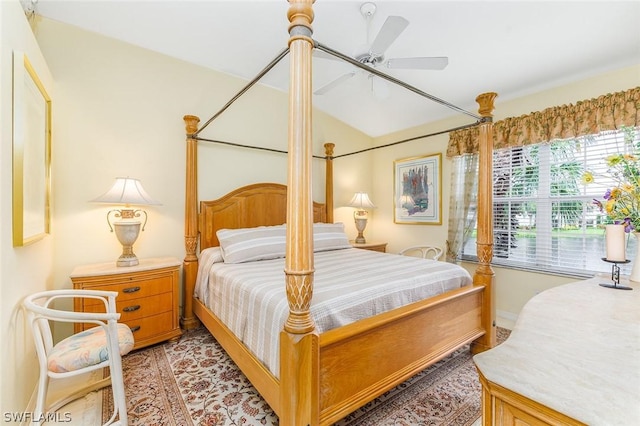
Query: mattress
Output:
[[195, 246, 472, 377]]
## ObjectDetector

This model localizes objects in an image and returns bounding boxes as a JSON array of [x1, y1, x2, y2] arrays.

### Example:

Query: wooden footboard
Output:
[[192, 283, 485, 425], [318, 284, 484, 425]]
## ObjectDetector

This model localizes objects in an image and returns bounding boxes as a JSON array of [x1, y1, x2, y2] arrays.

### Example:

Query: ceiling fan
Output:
[[314, 2, 449, 96]]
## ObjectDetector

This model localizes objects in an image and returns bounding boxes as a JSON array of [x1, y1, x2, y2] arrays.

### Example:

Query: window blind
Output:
[[462, 127, 640, 277]]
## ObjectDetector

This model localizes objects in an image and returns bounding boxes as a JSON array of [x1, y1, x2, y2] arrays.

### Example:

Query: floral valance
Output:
[[447, 86, 640, 157]]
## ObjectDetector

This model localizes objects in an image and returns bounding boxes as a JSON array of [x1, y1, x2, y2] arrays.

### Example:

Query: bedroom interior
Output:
[[1, 0, 639, 424]]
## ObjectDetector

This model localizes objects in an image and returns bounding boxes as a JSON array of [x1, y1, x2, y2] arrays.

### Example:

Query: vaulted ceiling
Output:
[[33, 0, 640, 137]]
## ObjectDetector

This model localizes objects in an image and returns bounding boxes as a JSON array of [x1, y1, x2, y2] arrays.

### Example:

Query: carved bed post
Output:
[[324, 142, 335, 223], [472, 92, 497, 353], [181, 115, 200, 330], [280, 1, 319, 425]]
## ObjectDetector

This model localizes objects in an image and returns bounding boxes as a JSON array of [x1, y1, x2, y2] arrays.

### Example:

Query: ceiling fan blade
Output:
[[386, 56, 449, 70], [314, 72, 356, 95], [369, 16, 409, 56]]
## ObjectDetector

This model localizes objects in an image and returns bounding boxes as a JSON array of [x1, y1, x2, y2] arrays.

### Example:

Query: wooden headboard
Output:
[[199, 182, 328, 250]]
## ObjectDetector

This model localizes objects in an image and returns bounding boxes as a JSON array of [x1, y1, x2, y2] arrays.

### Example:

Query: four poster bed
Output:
[[179, 1, 497, 425]]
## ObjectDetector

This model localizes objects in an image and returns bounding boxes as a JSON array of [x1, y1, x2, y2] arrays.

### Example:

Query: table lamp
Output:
[[92, 177, 161, 266], [348, 192, 375, 244]]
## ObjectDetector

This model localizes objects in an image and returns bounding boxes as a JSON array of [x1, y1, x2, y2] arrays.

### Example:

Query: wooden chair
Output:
[[399, 245, 444, 260], [23, 290, 134, 425]]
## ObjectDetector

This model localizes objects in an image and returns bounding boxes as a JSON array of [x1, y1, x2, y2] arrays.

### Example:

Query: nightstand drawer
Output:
[[81, 275, 173, 307], [126, 311, 175, 344], [82, 292, 173, 322]]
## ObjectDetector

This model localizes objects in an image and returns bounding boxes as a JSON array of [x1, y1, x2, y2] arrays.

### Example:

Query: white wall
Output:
[[369, 64, 640, 328], [0, 0, 55, 416]]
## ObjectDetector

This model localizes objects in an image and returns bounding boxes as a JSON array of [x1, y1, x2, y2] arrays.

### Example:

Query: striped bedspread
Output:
[[195, 247, 472, 377]]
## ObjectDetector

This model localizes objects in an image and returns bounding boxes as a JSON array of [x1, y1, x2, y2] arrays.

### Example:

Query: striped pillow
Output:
[[217, 223, 351, 264], [217, 224, 286, 264], [313, 222, 351, 252]]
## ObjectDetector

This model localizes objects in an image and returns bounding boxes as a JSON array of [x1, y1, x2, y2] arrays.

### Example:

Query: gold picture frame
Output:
[[12, 51, 51, 246], [394, 153, 442, 225]]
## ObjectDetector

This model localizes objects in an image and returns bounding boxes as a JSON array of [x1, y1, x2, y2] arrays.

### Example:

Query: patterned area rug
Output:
[[105, 327, 510, 425]]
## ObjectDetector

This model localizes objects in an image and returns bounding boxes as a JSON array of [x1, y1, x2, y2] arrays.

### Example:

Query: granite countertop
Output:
[[473, 274, 640, 425]]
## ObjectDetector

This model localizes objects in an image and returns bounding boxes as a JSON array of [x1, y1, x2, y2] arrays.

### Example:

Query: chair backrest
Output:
[[23, 292, 75, 361], [23, 290, 120, 360], [399, 245, 443, 260]]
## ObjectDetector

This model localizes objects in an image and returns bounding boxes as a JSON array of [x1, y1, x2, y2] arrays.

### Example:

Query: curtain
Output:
[[447, 87, 640, 156], [445, 86, 640, 261], [446, 154, 478, 263]]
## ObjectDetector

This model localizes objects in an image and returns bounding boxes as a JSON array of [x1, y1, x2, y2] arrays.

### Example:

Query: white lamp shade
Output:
[[348, 192, 375, 209], [92, 177, 161, 206]]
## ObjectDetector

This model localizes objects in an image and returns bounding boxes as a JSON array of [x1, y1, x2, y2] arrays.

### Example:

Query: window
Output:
[[461, 127, 640, 278]]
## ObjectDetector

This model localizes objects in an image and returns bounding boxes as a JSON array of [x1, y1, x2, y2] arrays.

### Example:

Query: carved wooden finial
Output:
[[324, 142, 335, 157], [476, 93, 498, 118], [287, 0, 314, 34], [183, 115, 200, 135]]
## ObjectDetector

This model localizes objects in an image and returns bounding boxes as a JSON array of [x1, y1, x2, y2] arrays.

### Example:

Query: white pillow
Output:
[[313, 222, 351, 252], [217, 224, 286, 264], [216, 222, 351, 264]]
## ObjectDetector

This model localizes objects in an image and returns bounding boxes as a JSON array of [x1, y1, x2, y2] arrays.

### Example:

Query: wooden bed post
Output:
[[471, 93, 497, 354], [324, 142, 334, 223], [280, 1, 319, 425], [181, 115, 200, 330]]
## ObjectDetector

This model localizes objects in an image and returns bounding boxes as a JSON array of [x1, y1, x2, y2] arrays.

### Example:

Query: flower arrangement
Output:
[[584, 150, 640, 233]]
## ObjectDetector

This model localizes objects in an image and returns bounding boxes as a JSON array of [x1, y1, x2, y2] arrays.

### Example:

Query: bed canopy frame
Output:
[[181, 1, 496, 424]]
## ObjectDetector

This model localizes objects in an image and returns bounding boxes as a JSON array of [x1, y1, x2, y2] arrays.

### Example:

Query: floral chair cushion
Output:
[[47, 323, 134, 373]]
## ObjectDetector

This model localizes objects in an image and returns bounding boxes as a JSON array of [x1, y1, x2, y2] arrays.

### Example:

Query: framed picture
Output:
[[12, 51, 51, 246], [394, 153, 442, 225]]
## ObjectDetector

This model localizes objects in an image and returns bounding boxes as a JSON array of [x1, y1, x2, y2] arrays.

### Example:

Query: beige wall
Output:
[[1, 11, 373, 413], [1, 0, 55, 416], [33, 17, 373, 329], [369, 64, 640, 328]]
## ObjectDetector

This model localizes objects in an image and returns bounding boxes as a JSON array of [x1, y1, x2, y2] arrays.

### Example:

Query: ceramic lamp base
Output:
[[117, 255, 139, 267], [114, 221, 141, 267], [354, 217, 367, 244]]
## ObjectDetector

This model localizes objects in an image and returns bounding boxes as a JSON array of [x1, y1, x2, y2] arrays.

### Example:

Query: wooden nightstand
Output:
[[71, 257, 182, 350], [350, 241, 387, 253]]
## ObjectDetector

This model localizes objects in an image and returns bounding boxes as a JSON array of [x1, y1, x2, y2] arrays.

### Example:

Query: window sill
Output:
[[460, 256, 593, 281]]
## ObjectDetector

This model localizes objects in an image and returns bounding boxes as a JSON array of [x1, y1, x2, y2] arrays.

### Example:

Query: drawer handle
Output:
[[122, 286, 141, 293], [123, 305, 141, 312], [130, 325, 141, 333]]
